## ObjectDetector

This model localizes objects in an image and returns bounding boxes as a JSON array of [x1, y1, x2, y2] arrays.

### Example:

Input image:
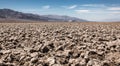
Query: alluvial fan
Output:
[[0, 22, 120, 66]]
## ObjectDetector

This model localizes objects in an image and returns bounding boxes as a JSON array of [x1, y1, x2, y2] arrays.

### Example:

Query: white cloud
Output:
[[68, 5, 77, 9], [108, 7, 120, 10], [62, 5, 77, 9], [81, 4, 106, 7], [75, 10, 90, 13], [108, 12, 120, 14], [75, 9, 120, 15], [42, 5, 50, 9]]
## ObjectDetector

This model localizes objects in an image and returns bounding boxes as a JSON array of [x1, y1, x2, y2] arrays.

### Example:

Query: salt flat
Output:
[[0, 21, 120, 66]]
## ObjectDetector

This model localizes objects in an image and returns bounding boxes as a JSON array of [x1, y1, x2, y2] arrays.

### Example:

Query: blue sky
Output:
[[0, 0, 120, 21]]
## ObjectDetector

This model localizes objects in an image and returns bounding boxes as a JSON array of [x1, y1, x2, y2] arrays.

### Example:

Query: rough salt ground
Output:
[[0, 22, 120, 66]]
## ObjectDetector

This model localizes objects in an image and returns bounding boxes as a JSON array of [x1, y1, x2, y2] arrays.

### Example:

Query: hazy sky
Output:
[[0, 0, 120, 21]]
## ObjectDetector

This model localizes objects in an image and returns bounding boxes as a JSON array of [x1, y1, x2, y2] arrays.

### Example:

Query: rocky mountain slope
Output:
[[0, 9, 88, 22]]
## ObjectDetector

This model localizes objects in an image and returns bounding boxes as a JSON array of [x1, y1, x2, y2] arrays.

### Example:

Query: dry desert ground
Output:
[[0, 21, 120, 66]]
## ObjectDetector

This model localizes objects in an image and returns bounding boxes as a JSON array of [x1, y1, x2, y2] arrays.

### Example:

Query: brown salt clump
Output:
[[87, 59, 102, 66], [56, 50, 71, 57], [106, 52, 120, 64], [47, 57, 55, 65], [79, 59, 86, 66], [0, 62, 15, 66], [30, 52, 39, 58], [0, 45, 2, 50], [106, 40, 120, 53], [30, 57, 38, 63], [19, 56, 26, 61], [88, 49, 105, 60], [52, 64, 62, 66], [34, 44, 43, 51], [0, 50, 11, 54], [41, 46, 50, 53], [69, 58, 82, 65], [106, 40, 120, 47]]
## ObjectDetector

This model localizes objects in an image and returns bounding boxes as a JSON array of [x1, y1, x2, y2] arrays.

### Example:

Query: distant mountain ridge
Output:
[[0, 8, 88, 22]]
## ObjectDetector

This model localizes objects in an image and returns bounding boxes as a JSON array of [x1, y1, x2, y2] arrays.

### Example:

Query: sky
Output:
[[0, 0, 120, 21]]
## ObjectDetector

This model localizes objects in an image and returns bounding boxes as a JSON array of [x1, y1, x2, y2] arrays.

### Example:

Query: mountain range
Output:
[[0, 9, 88, 22]]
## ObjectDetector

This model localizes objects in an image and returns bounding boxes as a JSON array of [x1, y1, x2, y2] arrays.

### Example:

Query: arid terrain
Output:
[[0, 21, 120, 66]]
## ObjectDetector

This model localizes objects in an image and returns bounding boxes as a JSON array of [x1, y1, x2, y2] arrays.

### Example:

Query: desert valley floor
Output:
[[0, 21, 120, 66]]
